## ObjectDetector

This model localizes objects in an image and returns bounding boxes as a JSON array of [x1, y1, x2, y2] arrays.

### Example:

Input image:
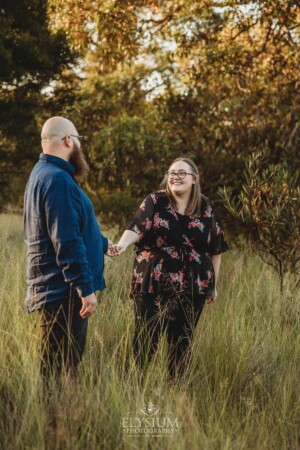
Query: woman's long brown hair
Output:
[[160, 157, 205, 217]]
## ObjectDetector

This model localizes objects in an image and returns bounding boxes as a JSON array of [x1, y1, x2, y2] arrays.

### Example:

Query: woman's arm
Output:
[[212, 254, 222, 285], [207, 254, 222, 304], [116, 230, 139, 254], [115, 194, 155, 254]]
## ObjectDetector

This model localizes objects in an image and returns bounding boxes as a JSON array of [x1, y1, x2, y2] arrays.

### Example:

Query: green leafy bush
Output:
[[220, 151, 300, 292]]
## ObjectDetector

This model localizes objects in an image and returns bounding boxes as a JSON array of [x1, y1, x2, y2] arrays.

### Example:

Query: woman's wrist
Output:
[[116, 242, 128, 254]]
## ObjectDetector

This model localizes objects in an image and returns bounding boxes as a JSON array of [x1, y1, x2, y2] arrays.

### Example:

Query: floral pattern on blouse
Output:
[[127, 190, 229, 300]]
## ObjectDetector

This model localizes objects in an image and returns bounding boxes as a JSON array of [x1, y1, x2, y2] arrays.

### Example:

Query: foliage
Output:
[[51, 0, 300, 224], [220, 150, 300, 291], [1, 0, 299, 230], [86, 110, 171, 226], [0, 0, 75, 204]]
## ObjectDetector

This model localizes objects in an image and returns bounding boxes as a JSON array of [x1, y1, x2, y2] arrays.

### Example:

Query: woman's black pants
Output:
[[38, 289, 88, 382], [133, 294, 205, 379]]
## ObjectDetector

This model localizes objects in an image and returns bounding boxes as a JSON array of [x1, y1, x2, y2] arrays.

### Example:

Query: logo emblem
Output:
[[122, 401, 179, 437], [140, 402, 160, 416]]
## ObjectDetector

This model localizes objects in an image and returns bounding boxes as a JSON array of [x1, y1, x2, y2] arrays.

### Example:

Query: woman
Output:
[[115, 157, 229, 379]]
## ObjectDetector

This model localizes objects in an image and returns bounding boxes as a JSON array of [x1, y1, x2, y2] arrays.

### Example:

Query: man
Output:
[[24, 116, 112, 380]]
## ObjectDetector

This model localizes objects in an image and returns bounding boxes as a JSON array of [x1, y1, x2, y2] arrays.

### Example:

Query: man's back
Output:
[[24, 153, 108, 312]]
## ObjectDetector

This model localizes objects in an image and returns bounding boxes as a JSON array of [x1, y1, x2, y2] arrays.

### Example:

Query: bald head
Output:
[[40, 116, 88, 180], [41, 116, 81, 161], [41, 116, 77, 142]]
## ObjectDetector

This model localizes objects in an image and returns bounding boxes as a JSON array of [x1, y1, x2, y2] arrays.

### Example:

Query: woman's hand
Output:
[[106, 243, 128, 256], [117, 230, 139, 253], [106, 230, 138, 256], [206, 287, 218, 304], [114, 243, 127, 255]]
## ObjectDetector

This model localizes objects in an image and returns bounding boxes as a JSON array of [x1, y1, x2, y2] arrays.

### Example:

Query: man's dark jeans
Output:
[[39, 288, 88, 381]]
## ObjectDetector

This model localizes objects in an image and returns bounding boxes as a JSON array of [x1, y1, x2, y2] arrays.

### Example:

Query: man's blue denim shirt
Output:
[[24, 154, 108, 312]]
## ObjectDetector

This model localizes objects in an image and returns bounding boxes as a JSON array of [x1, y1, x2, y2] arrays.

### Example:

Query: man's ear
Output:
[[64, 134, 72, 148]]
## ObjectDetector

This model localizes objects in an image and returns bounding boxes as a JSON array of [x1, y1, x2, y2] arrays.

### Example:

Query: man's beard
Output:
[[69, 142, 89, 181]]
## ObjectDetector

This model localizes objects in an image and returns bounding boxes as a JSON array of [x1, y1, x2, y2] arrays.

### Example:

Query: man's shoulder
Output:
[[32, 162, 75, 189]]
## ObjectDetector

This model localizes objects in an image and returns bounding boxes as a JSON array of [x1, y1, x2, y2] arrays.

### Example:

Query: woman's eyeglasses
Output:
[[167, 170, 194, 179]]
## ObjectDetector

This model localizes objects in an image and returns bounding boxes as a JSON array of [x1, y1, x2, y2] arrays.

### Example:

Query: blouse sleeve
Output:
[[209, 201, 229, 255], [126, 193, 155, 240]]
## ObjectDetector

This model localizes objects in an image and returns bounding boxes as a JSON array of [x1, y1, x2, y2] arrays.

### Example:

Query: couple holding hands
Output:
[[24, 116, 228, 383]]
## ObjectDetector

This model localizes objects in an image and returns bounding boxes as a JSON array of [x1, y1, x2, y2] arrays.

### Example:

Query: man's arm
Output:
[[44, 176, 97, 317]]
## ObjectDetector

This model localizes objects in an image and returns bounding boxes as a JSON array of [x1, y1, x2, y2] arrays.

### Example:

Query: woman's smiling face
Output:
[[167, 160, 195, 196]]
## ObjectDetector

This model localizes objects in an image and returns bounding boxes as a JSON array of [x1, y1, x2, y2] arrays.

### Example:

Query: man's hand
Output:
[[106, 240, 120, 257], [106, 243, 127, 256], [80, 293, 97, 318]]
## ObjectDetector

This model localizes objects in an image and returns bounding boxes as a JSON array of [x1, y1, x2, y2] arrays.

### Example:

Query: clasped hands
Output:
[[106, 241, 126, 257]]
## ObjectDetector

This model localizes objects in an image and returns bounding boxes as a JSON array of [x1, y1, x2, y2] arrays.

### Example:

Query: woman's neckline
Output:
[[176, 211, 189, 217]]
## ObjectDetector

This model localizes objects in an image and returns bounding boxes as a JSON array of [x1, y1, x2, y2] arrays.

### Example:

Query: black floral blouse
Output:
[[127, 190, 229, 301]]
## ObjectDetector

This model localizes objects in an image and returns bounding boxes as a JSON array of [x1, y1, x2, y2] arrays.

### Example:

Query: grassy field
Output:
[[0, 213, 299, 450]]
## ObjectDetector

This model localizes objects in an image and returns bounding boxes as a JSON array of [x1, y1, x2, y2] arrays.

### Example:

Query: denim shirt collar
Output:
[[39, 153, 76, 176]]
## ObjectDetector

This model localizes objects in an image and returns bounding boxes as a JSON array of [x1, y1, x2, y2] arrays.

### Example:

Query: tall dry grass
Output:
[[0, 214, 299, 450]]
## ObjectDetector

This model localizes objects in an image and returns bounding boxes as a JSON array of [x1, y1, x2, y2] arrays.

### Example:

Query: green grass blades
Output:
[[0, 214, 299, 450]]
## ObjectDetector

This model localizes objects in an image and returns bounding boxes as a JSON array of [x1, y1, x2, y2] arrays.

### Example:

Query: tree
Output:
[[220, 150, 300, 292], [0, 0, 75, 206], [1, 0, 299, 228], [50, 1, 299, 224]]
